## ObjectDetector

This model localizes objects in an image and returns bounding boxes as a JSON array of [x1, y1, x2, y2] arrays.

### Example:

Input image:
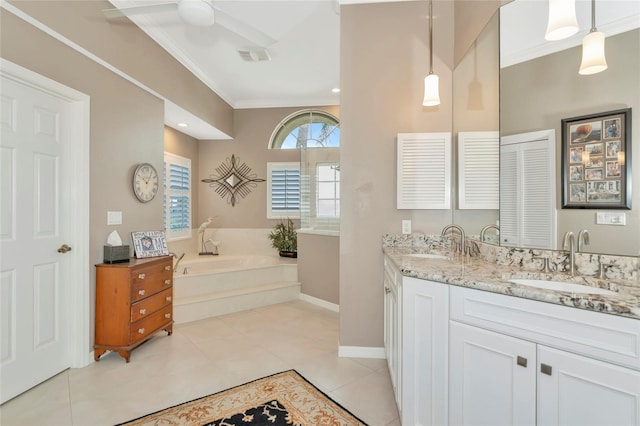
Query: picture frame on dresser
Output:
[[132, 230, 169, 258], [561, 108, 632, 209]]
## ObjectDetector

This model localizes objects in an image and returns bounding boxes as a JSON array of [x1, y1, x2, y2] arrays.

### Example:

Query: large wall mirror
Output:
[[499, 0, 639, 256]]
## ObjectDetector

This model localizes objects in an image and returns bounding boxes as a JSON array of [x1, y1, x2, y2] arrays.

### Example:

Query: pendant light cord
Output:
[[429, 0, 434, 75], [590, 0, 597, 32]]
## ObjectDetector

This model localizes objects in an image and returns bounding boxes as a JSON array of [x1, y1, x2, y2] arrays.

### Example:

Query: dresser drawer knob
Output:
[[138, 289, 146, 296], [165, 265, 171, 271], [166, 296, 172, 302], [139, 308, 147, 315], [165, 313, 171, 319], [164, 279, 171, 285], [138, 328, 145, 334], [138, 273, 146, 280]]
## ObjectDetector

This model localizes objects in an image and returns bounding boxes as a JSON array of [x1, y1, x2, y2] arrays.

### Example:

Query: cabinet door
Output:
[[402, 277, 448, 426], [384, 274, 399, 398], [538, 345, 640, 426], [449, 321, 536, 426]]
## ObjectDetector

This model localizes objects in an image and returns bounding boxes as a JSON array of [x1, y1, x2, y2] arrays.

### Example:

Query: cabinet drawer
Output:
[[131, 265, 172, 302], [130, 305, 173, 344], [450, 286, 640, 370], [131, 287, 173, 322]]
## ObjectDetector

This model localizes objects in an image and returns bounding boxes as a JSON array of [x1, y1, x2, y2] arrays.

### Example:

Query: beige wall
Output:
[[164, 126, 200, 229], [452, 11, 500, 235], [454, 0, 506, 66], [298, 234, 340, 304], [339, 1, 455, 348], [501, 29, 640, 256], [7, 0, 234, 137], [198, 106, 339, 229], [1, 10, 166, 347]]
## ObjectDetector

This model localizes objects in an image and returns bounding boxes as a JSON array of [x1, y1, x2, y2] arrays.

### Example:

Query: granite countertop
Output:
[[383, 246, 640, 320]]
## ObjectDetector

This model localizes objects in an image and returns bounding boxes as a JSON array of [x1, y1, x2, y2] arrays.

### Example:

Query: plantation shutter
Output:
[[268, 162, 300, 218], [164, 153, 192, 239]]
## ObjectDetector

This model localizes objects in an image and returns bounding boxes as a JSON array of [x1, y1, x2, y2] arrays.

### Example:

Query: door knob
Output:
[[57, 244, 72, 253]]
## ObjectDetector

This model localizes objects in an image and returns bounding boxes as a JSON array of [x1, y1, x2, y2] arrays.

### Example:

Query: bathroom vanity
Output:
[[383, 242, 640, 426]]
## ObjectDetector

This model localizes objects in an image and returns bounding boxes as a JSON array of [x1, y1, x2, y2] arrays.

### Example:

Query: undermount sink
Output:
[[408, 253, 450, 260], [509, 279, 617, 295]]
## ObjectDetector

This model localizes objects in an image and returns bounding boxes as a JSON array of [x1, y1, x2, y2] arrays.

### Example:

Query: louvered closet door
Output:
[[520, 140, 553, 248], [499, 145, 519, 246]]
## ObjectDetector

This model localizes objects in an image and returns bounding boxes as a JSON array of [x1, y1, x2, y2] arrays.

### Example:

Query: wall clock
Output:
[[133, 163, 159, 203]]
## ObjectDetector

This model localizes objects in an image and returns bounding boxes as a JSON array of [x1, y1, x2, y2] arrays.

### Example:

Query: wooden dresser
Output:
[[94, 256, 173, 363]]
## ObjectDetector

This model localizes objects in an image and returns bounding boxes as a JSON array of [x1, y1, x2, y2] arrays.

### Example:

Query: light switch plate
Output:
[[402, 220, 412, 235], [596, 212, 626, 226], [107, 211, 122, 225]]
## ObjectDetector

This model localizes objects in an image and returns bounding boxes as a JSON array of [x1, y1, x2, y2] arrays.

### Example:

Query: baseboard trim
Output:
[[299, 293, 339, 312], [338, 346, 386, 359]]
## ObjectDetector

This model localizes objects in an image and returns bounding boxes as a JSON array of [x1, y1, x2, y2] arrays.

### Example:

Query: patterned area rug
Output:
[[118, 370, 368, 426]]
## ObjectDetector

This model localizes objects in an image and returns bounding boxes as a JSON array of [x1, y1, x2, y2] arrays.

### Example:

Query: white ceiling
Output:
[[501, 0, 640, 68]]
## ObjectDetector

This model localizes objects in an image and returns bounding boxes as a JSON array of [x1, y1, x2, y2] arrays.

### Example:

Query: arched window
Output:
[[269, 110, 340, 149]]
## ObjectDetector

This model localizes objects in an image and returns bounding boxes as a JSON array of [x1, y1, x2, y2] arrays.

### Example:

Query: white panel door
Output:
[[538, 345, 640, 426], [449, 321, 537, 426], [1, 75, 72, 403]]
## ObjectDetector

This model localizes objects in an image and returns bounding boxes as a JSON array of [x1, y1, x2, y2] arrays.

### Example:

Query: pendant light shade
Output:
[[423, 74, 440, 106], [422, 0, 440, 107], [545, 0, 579, 41], [579, 0, 607, 75]]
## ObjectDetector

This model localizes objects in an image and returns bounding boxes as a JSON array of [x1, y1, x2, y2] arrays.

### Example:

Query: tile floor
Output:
[[0, 300, 400, 426]]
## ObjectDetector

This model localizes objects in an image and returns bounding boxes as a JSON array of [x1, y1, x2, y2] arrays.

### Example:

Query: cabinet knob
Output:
[[517, 356, 528, 368], [138, 289, 146, 296], [541, 363, 553, 376], [166, 296, 172, 302], [384, 286, 391, 294], [165, 265, 171, 271], [138, 273, 146, 280], [165, 313, 171, 319], [137, 328, 145, 334], [139, 308, 146, 315], [164, 279, 171, 285]]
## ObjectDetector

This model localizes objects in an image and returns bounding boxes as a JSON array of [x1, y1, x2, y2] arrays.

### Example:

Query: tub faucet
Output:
[[441, 224, 466, 254], [480, 224, 500, 243], [577, 229, 590, 253], [562, 231, 576, 276], [170, 252, 185, 272]]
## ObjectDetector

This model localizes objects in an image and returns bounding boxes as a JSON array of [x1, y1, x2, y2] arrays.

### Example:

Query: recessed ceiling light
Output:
[[177, 123, 188, 127], [331, 88, 340, 93]]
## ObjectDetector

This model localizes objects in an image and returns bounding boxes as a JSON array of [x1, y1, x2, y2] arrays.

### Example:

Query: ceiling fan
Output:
[[102, 0, 276, 47]]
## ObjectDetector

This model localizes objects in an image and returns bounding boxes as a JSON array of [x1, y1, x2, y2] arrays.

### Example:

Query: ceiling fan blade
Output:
[[214, 9, 276, 47], [102, 3, 178, 20]]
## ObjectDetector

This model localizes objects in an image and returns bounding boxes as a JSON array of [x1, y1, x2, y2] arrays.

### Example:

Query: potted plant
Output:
[[268, 218, 298, 258]]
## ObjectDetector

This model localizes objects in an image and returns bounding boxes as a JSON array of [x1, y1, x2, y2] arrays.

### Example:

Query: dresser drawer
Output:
[[130, 305, 173, 344], [131, 264, 172, 302], [131, 287, 173, 322]]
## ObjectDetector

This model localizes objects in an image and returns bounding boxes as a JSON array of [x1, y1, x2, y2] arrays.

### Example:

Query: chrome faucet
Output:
[[169, 252, 185, 272], [562, 232, 576, 276], [577, 229, 590, 253], [480, 224, 500, 243], [441, 224, 466, 254]]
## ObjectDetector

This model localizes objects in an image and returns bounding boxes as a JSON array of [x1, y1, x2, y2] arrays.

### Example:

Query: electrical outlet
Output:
[[402, 220, 412, 235]]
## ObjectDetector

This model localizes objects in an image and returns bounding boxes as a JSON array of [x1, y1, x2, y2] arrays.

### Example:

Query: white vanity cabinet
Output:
[[401, 277, 449, 426], [384, 254, 640, 426], [449, 286, 640, 426], [383, 256, 402, 409]]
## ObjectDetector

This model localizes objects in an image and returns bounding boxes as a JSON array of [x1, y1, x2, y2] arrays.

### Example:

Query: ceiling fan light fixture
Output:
[[178, 0, 215, 27], [545, 0, 579, 41]]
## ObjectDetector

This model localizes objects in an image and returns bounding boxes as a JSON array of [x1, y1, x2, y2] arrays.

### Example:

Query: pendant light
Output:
[[579, 0, 608, 75], [545, 0, 579, 41], [422, 0, 440, 106]]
